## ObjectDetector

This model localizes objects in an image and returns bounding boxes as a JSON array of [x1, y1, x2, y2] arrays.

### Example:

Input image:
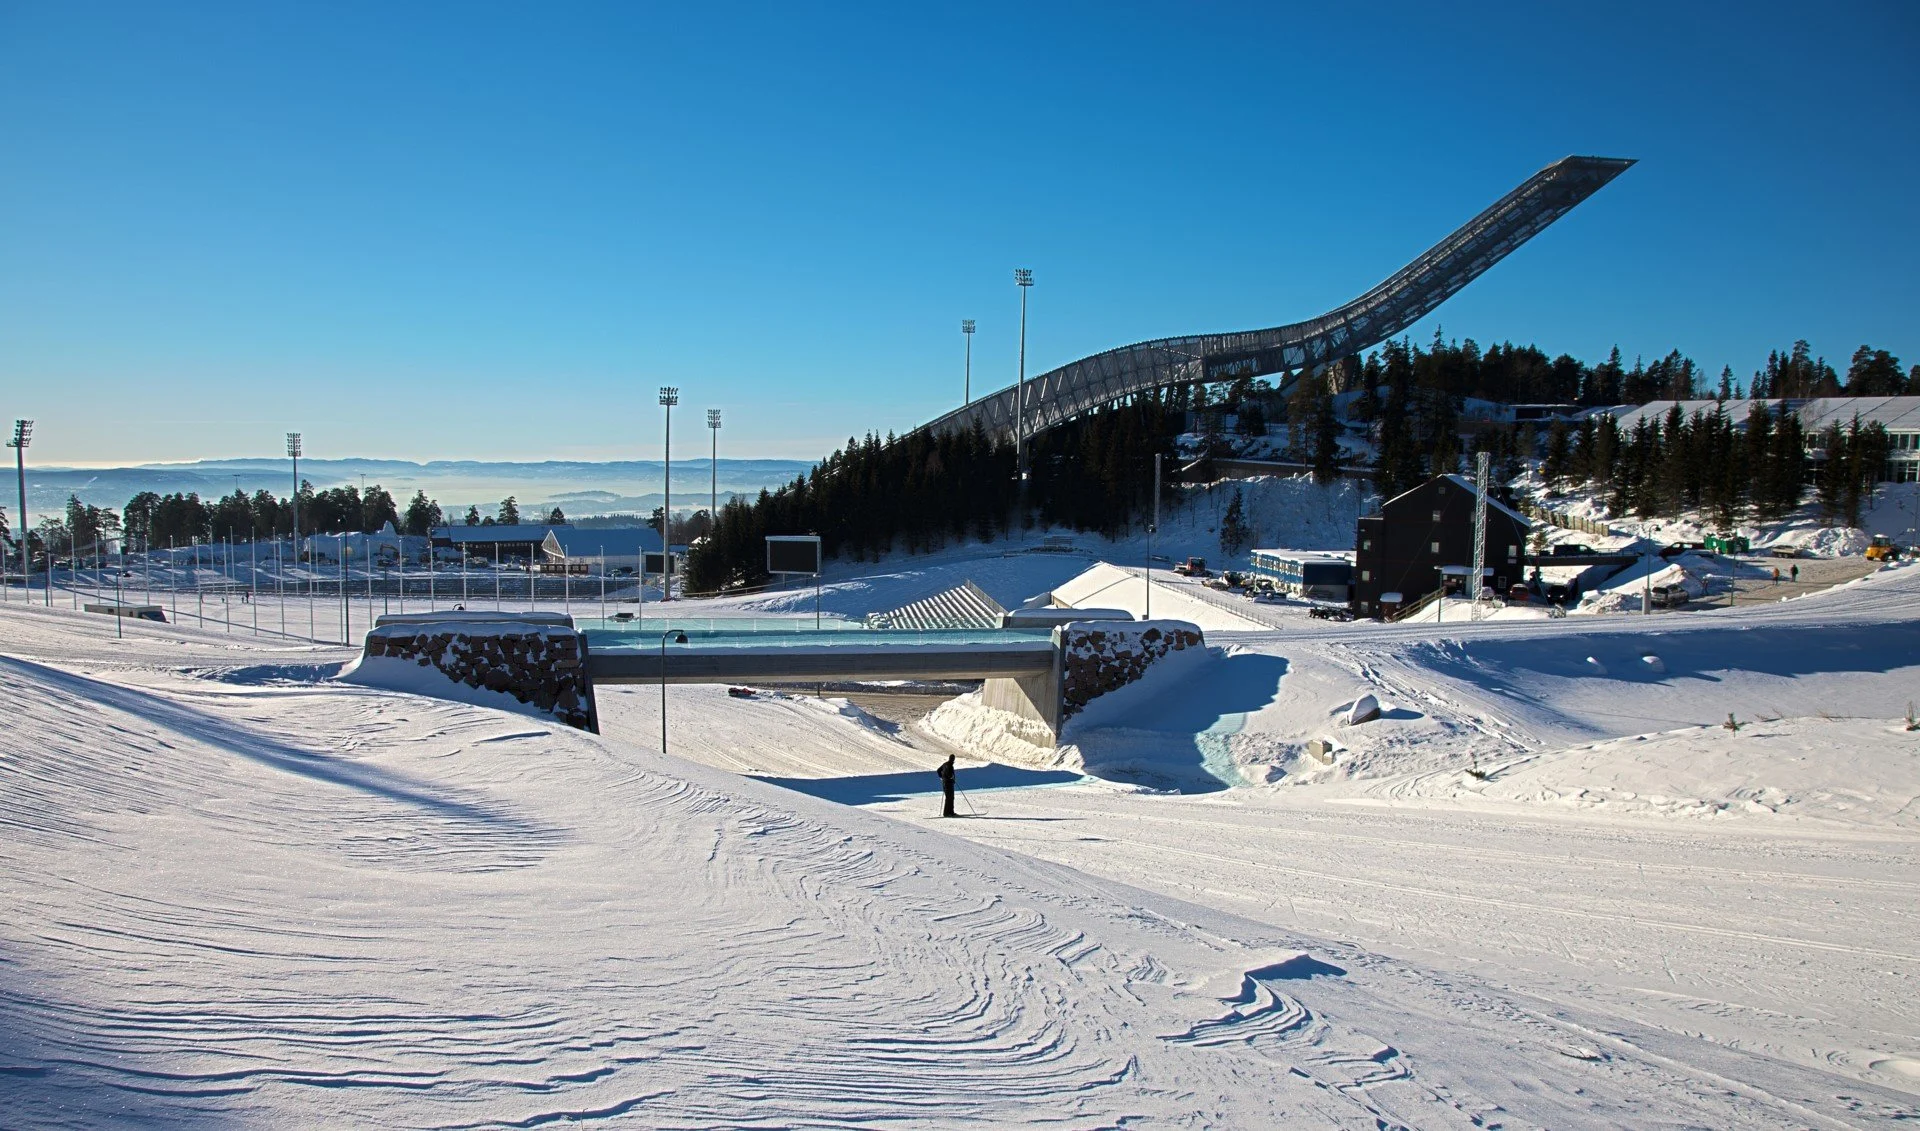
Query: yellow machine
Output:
[[1866, 534, 1900, 562]]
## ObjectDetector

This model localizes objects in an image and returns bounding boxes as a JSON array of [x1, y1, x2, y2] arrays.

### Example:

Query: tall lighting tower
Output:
[[9, 420, 32, 602], [1013, 269, 1033, 482], [707, 409, 721, 534], [287, 433, 302, 563], [960, 319, 976, 403], [659, 387, 678, 599]]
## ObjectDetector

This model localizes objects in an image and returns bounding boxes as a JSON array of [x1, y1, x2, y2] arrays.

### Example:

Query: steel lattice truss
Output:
[[922, 155, 1634, 445]]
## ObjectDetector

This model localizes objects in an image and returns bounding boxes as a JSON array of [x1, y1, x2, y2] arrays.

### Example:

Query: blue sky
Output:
[[2, 1, 1916, 466]]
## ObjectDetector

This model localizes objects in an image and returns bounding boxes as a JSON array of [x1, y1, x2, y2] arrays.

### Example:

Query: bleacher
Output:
[[864, 580, 1007, 631]]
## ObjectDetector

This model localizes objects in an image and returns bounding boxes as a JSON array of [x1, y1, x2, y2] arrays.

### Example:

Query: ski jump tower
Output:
[[922, 155, 1634, 445]]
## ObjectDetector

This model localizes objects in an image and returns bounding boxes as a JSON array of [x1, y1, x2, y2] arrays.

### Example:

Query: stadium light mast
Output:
[[287, 432, 302, 562], [961, 319, 976, 403], [707, 409, 721, 535], [1014, 269, 1033, 482], [659, 387, 678, 600], [9, 420, 33, 603]]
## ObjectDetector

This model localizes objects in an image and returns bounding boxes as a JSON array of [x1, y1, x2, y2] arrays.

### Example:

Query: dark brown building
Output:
[[1353, 475, 1530, 619]]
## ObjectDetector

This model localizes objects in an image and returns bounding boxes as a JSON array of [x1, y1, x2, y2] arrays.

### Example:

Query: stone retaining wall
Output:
[[362, 622, 598, 731], [1060, 620, 1204, 717]]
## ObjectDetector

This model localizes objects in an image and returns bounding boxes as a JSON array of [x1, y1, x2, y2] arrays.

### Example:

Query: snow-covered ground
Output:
[[6, 548, 1920, 1124]]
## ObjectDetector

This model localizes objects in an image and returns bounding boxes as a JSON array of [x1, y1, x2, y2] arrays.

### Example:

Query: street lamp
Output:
[[961, 319, 976, 403], [660, 628, 689, 753], [1014, 270, 1033, 482], [8, 420, 34, 605], [707, 408, 722, 538], [659, 387, 678, 600]]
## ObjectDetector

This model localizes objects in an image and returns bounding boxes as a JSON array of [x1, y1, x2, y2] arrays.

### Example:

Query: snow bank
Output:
[[1383, 717, 1920, 828]]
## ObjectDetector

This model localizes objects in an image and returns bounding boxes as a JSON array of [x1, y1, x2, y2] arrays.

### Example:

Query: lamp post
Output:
[[659, 387, 678, 600], [961, 319, 976, 403], [660, 628, 688, 753], [707, 408, 721, 537], [1013, 270, 1033, 482], [9, 420, 33, 604]]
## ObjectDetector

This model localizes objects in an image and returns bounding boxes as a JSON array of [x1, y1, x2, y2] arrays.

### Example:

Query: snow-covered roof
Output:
[[542, 527, 662, 557], [1611, 399, 1795, 433], [434, 523, 568, 544], [1439, 475, 1532, 528], [1796, 396, 1920, 433]]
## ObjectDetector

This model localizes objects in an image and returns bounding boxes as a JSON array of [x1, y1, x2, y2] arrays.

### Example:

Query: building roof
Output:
[[1610, 399, 1795, 433], [434, 523, 568, 544], [1421, 475, 1532, 528], [542, 527, 662, 557], [1796, 396, 1920, 433]]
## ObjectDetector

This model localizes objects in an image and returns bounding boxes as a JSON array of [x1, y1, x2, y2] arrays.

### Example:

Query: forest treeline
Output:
[[685, 333, 1915, 591]]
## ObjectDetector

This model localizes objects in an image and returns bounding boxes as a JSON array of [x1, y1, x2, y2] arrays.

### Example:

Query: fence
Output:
[[1520, 502, 1618, 539]]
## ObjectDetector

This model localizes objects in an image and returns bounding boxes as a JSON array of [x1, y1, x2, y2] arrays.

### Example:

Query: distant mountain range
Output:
[[16, 458, 814, 518]]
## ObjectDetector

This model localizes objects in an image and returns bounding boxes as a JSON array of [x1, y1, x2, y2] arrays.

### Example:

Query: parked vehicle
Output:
[[1866, 534, 1901, 562], [1768, 545, 1803, 559], [1173, 557, 1210, 578], [1308, 606, 1354, 621], [1550, 543, 1596, 557], [1508, 584, 1530, 603], [1650, 583, 1691, 608]]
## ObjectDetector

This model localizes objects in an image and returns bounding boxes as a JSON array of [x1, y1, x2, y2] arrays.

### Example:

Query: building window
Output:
[[1430, 541, 1440, 554], [1508, 544, 1518, 560], [1361, 569, 1370, 581], [1362, 539, 1371, 551], [1432, 510, 1442, 522]]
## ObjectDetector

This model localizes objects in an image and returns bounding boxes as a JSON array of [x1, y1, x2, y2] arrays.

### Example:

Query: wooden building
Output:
[[1352, 475, 1530, 619]]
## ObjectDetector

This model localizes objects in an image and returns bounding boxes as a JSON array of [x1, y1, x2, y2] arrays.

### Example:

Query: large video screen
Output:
[[766, 535, 821, 576]]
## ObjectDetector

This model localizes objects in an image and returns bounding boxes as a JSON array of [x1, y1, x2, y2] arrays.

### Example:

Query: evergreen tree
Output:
[[1219, 488, 1252, 557], [1310, 387, 1341, 484], [497, 496, 520, 525], [1542, 421, 1572, 491], [405, 491, 444, 536], [464, 505, 482, 526], [547, 506, 566, 524]]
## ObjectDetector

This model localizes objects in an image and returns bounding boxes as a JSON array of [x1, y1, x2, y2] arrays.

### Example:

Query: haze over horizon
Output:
[[3, 1, 1916, 467]]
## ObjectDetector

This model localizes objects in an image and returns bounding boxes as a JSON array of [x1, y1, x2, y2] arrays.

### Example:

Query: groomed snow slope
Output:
[[12, 603, 1893, 1126]]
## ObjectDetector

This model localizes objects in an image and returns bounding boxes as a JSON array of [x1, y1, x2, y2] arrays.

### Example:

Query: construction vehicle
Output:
[[1173, 556, 1210, 578], [1866, 534, 1901, 562]]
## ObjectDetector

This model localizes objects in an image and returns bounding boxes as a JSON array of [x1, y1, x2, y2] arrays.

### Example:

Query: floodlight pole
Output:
[[287, 432, 302, 575], [1014, 270, 1033, 484], [707, 409, 721, 536], [10, 420, 32, 605], [961, 319, 976, 403], [660, 387, 678, 601]]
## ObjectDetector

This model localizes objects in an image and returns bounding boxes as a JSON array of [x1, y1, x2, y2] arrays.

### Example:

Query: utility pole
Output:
[[9, 420, 32, 605], [961, 319, 976, 403], [1014, 269, 1033, 484], [659, 387, 678, 600], [707, 408, 721, 537]]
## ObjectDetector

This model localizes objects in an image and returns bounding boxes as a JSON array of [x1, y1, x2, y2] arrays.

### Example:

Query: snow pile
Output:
[[1051, 562, 1265, 630], [1385, 717, 1920, 827]]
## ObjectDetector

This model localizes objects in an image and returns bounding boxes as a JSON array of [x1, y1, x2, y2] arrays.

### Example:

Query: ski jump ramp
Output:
[[921, 155, 1634, 445]]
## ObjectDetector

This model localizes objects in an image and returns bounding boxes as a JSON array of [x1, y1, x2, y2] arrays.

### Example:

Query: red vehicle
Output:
[[1172, 556, 1210, 578]]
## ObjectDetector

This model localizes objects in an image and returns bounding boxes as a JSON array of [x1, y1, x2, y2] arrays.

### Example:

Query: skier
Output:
[[936, 753, 956, 818]]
